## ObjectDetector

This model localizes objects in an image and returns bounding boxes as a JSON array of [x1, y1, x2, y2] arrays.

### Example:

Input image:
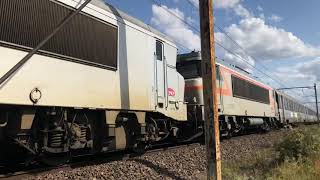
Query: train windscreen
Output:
[[177, 61, 202, 79]]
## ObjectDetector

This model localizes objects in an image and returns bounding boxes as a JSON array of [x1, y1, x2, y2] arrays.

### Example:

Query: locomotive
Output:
[[177, 51, 317, 137], [0, 0, 317, 165]]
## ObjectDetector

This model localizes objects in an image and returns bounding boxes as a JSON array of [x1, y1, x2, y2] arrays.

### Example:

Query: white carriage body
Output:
[[0, 0, 187, 121], [178, 51, 317, 123], [184, 63, 276, 118]]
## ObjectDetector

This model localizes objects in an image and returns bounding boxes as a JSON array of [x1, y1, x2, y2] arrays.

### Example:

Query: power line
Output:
[[184, 0, 305, 97], [109, 0, 302, 96], [215, 41, 287, 87], [152, 0, 201, 34], [149, 0, 288, 86]]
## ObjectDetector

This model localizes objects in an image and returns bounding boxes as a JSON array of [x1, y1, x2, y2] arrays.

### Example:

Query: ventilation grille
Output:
[[0, 0, 118, 69]]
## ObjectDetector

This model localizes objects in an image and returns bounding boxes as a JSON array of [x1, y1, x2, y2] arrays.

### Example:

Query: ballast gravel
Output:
[[29, 129, 289, 180]]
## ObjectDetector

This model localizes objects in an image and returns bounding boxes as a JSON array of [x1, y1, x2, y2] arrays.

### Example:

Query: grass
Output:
[[222, 125, 320, 180]]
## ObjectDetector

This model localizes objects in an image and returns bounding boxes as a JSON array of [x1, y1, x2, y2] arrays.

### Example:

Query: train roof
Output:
[[177, 51, 273, 90], [90, 0, 175, 45]]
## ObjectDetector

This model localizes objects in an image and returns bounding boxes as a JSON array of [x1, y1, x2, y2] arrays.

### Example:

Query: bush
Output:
[[276, 127, 320, 161], [267, 158, 319, 180], [222, 126, 320, 179]]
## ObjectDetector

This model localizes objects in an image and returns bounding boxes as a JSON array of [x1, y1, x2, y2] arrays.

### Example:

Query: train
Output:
[[0, 0, 317, 165], [177, 51, 318, 137]]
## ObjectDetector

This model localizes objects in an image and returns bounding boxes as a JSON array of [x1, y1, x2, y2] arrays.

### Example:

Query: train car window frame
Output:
[[156, 40, 163, 61], [231, 75, 270, 104], [0, 0, 119, 70]]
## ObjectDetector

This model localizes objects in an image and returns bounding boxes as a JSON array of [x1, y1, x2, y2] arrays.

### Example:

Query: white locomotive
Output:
[[0, 0, 188, 164]]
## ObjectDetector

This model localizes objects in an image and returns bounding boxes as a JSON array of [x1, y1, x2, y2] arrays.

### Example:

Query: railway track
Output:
[[1, 128, 292, 180], [0, 141, 201, 180], [0, 128, 287, 179]]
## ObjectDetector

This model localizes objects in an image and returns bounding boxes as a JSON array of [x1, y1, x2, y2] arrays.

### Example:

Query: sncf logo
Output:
[[168, 88, 175, 96]]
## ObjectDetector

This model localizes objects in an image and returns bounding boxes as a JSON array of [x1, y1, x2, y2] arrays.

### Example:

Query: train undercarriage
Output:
[[0, 104, 282, 166], [0, 106, 203, 166], [187, 105, 281, 139]]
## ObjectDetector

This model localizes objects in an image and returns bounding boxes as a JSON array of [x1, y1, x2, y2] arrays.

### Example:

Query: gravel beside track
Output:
[[25, 129, 289, 180]]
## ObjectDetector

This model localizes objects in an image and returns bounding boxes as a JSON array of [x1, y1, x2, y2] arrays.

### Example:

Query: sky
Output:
[[104, 0, 320, 109]]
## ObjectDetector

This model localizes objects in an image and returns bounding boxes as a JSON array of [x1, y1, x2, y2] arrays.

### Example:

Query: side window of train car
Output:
[[231, 75, 270, 104], [156, 40, 163, 61]]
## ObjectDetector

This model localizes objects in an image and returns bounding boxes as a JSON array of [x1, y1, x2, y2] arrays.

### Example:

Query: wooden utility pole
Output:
[[199, 0, 222, 180], [314, 83, 319, 122]]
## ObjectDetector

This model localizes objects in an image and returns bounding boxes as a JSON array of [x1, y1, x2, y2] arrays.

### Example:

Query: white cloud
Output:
[[257, 6, 263, 11], [298, 58, 320, 82], [188, 0, 199, 8], [150, 0, 320, 89], [187, 0, 241, 9], [269, 14, 283, 22], [186, 16, 195, 25], [151, 4, 200, 50], [217, 48, 255, 73], [215, 0, 241, 9], [188, 0, 250, 19], [273, 59, 320, 103], [216, 18, 320, 60], [259, 13, 265, 20], [274, 66, 313, 84], [233, 4, 251, 18]]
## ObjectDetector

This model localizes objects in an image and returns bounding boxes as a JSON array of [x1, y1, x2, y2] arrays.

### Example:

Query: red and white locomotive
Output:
[[177, 51, 317, 136]]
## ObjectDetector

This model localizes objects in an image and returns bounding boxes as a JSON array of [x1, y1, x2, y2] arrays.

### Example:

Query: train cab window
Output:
[[177, 61, 202, 79], [156, 41, 163, 61]]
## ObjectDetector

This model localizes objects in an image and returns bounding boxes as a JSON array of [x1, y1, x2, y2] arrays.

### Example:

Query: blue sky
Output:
[[104, 0, 320, 107]]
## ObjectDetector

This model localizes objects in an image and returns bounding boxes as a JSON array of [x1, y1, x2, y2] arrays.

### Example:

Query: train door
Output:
[[216, 65, 224, 112], [155, 40, 167, 108], [280, 96, 286, 123]]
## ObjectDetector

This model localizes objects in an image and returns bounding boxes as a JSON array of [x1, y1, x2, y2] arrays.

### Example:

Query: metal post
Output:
[[199, 0, 222, 180], [315, 83, 319, 122], [0, 0, 92, 86]]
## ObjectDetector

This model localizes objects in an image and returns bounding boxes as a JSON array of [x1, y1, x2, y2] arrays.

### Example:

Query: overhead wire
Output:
[[184, 0, 307, 98], [149, 0, 290, 88], [107, 0, 309, 101]]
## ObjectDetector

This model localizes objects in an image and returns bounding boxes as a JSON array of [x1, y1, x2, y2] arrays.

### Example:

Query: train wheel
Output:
[[132, 142, 147, 154], [39, 152, 70, 166], [261, 122, 270, 132], [226, 130, 233, 139]]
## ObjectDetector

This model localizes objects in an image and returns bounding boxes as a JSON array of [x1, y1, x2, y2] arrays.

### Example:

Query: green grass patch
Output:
[[222, 126, 320, 180]]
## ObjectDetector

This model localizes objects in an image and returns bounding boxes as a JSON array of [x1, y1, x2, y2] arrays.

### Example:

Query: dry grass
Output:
[[222, 125, 320, 180]]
